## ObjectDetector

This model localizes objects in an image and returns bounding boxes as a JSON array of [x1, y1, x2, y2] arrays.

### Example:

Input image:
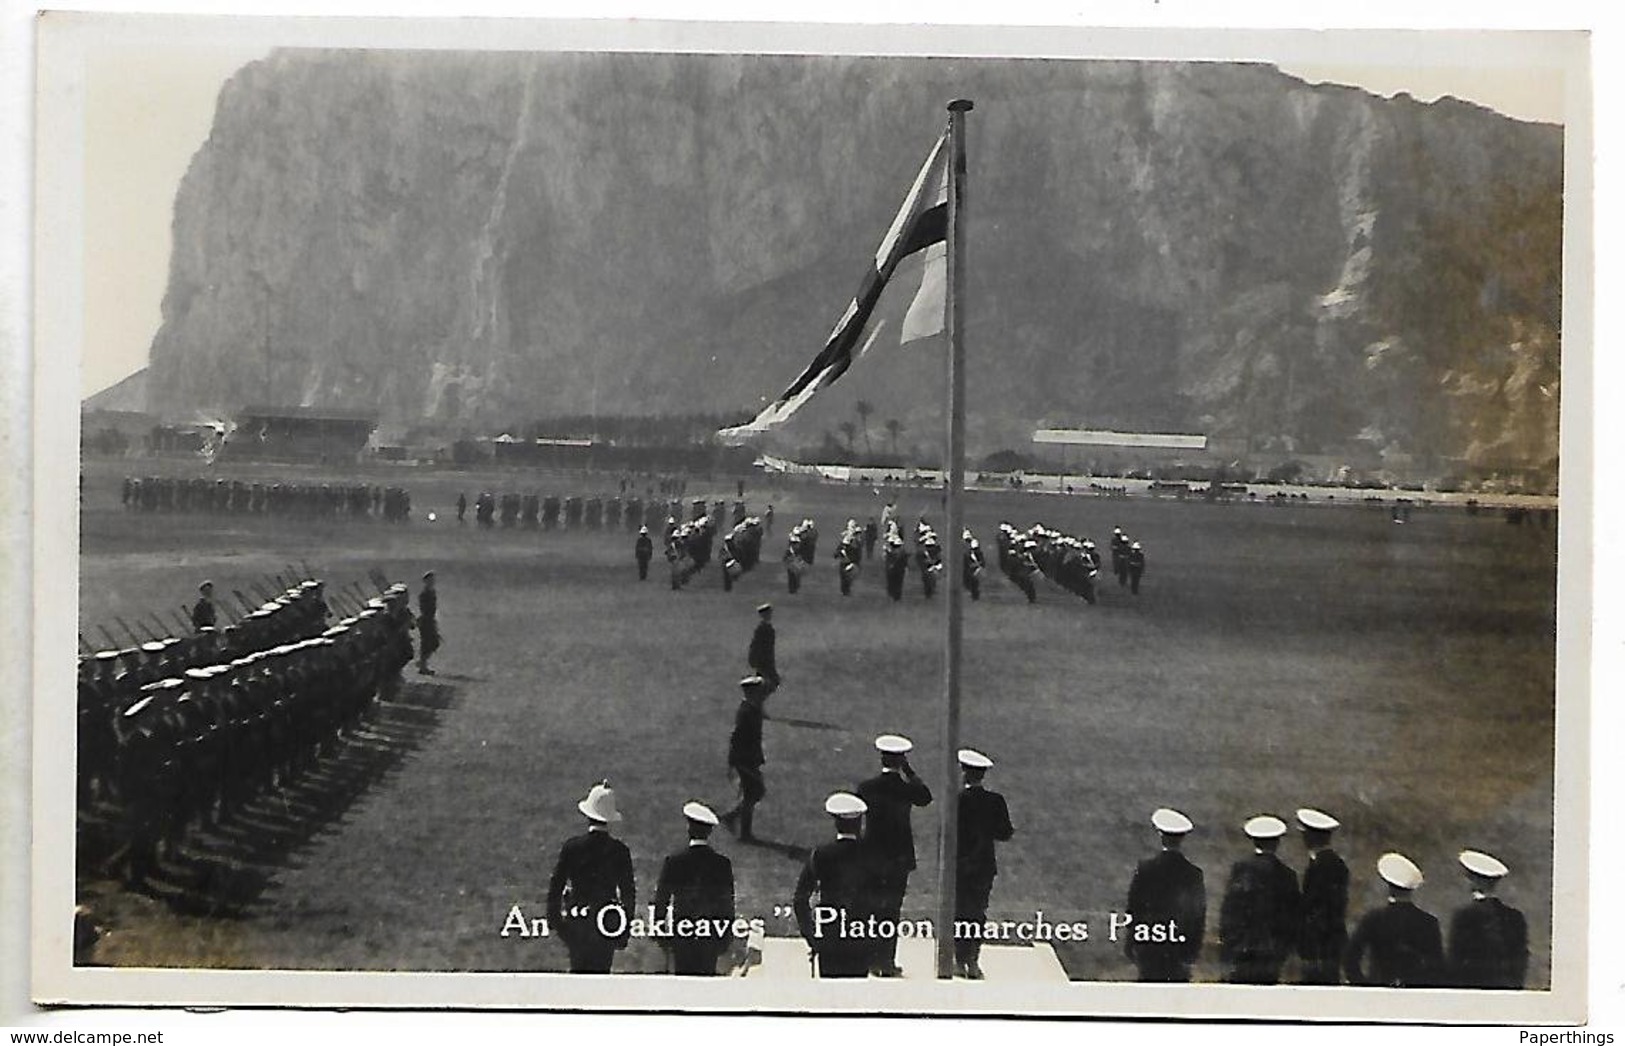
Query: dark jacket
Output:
[[190, 597, 216, 630], [727, 699, 764, 769], [635, 534, 654, 560], [654, 843, 735, 947], [1219, 851, 1301, 964], [1299, 848, 1350, 962], [748, 621, 778, 684], [546, 829, 636, 948], [957, 786, 1013, 886], [857, 770, 933, 872], [1345, 899, 1445, 987], [794, 836, 875, 947], [1125, 849, 1207, 966], [1447, 896, 1528, 989]]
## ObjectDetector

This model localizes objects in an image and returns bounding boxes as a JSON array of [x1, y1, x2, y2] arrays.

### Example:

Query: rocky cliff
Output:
[[147, 50, 1562, 476]]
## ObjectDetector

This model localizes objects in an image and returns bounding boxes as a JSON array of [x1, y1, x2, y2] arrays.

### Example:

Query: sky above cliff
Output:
[[70, 17, 1579, 402]]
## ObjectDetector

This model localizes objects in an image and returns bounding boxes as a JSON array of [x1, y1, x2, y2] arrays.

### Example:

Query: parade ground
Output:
[[71, 459, 1560, 985]]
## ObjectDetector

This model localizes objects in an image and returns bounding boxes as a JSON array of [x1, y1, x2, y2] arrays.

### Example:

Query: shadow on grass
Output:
[[763, 715, 842, 732], [738, 836, 810, 863], [78, 681, 456, 921]]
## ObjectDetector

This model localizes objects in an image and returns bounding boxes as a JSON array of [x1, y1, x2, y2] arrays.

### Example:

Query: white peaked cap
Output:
[[1244, 815, 1288, 839], [682, 801, 719, 826], [1296, 808, 1341, 831], [577, 780, 622, 823], [1379, 852, 1425, 890], [1152, 808, 1193, 834], [875, 734, 914, 754], [957, 748, 993, 769], [825, 792, 868, 818], [1459, 850, 1509, 879]]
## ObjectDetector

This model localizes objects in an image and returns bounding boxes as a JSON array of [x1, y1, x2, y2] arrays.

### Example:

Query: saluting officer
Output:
[[635, 526, 655, 581], [954, 748, 1013, 979], [1447, 850, 1528, 989], [793, 792, 877, 978], [856, 733, 933, 977], [1124, 808, 1207, 982], [720, 675, 770, 842], [546, 781, 637, 973], [1296, 807, 1349, 984], [653, 801, 736, 976], [191, 581, 218, 631], [1218, 815, 1301, 984], [1344, 852, 1444, 988]]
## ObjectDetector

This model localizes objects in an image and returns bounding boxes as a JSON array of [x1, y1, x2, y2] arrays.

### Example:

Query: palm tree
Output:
[[885, 418, 904, 460], [854, 400, 875, 458], [838, 420, 858, 458]]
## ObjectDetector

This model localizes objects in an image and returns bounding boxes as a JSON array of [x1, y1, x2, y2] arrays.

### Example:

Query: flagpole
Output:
[[935, 97, 972, 981]]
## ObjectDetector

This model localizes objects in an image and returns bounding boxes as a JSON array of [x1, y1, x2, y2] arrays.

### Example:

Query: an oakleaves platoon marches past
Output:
[[1124, 808, 1207, 982], [652, 802, 736, 976], [1218, 815, 1301, 984], [747, 603, 779, 695], [953, 748, 1014, 979], [415, 570, 439, 675], [856, 733, 933, 977], [634, 526, 654, 581], [546, 781, 637, 973], [1295, 807, 1349, 984], [793, 793, 878, 978], [720, 675, 770, 842], [1344, 852, 1444, 988], [1447, 850, 1528, 989]]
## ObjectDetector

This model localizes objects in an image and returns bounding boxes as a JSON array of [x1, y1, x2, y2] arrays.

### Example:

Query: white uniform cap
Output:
[[94, 649, 121, 661], [1378, 852, 1425, 890], [1244, 815, 1288, 840], [184, 668, 210, 681], [140, 641, 166, 653], [682, 801, 719, 826], [1152, 808, 1194, 834], [824, 792, 868, 818], [739, 674, 766, 689], [875, 734, 914, 754], [1459, 850, 1509, 879], [577, 780, 622, 824], [957, 748, 993, 769], [1296, 808, 1341, 831]]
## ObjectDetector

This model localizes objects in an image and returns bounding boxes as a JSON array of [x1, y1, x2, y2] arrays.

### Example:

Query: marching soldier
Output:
[[635, 526, 654, 580], [1345, 852, 1443, 987], [856, 734, 933, 977], [954, 748, 1013, 979], [546, 781, 637, 973], [190, 581, 218, 631], [1124, 808, 1206, 982], [793, 792, 877, 978], [1296, 807, 1349, 984], [653, 802, 736, 976], [416, 571, 440, 675], [720, 675, 769, 842], [1127, 541, 1147, 595], [1111, 527, 1130, 587], [1447, 850, 1528, 989], [1218, 815, 1301, 984], [747, 603, 779, 695]]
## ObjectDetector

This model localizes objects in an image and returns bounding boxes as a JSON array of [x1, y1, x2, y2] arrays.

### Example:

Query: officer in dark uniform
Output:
[[1296, 807, 1350, 984], [190, 581, 218, 631], [747, 603, 779, 695], [856, 733, 933, 977], [1344, 852, 1444, 987], [415, 571, 439, 675], [1218, 815, 1302, 984], [793, 792, 877, 978], [954, 748, 1013, 979], [1447, 850, 1528, 989], [1124, 808, 1207, 982], [546, 781, 637, 973], [1127, 541, 1147, 594], [653, 801, 735, 976], [720, 676, 769, 842], [635, 526, 654, 581]]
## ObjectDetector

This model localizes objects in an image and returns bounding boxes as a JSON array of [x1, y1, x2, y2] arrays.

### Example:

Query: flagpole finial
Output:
[[948, 99, 974, 112]]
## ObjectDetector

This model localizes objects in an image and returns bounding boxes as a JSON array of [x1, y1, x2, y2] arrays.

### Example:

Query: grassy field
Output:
[[73, 458, 1559, 985]]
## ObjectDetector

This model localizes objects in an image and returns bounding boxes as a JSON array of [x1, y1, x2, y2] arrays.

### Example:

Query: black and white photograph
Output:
[[18, 7, 1597, 1029]]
